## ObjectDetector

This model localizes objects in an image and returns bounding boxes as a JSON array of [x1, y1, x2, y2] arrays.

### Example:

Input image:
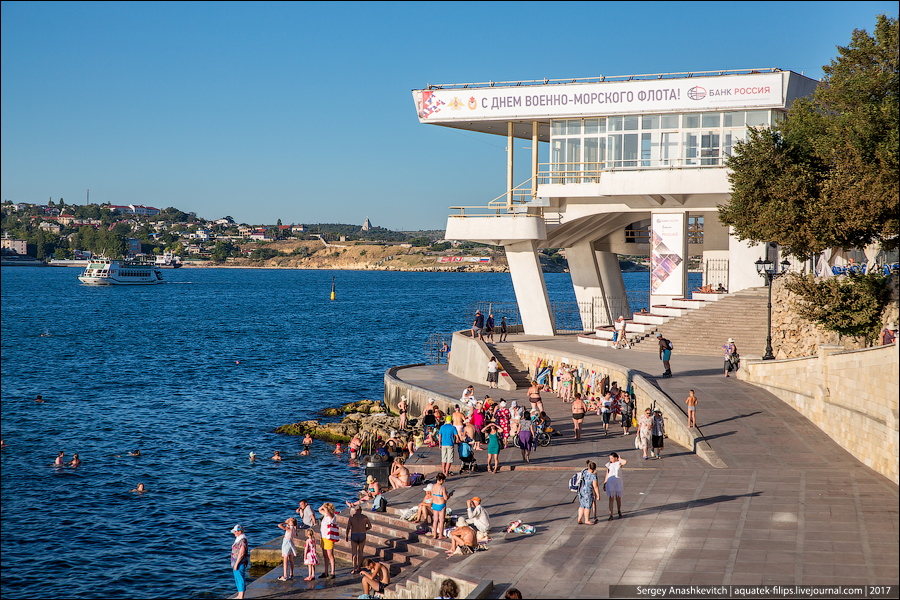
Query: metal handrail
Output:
[[425, 68, 783, 90], [538, 158, 725, 184]]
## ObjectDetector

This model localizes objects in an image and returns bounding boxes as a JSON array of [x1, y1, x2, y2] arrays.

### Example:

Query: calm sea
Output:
[[4, 266, 651, 599]]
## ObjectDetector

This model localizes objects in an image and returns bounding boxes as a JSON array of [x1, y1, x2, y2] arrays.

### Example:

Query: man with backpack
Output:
[[657, 333, 673, 378]]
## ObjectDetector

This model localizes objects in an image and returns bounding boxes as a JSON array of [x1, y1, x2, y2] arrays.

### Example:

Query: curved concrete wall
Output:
[[447, 330, 516, 391], [383, 364, 458, 419], [738, 343, 899, 484]]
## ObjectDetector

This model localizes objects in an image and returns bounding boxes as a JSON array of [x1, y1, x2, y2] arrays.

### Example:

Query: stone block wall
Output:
[[739, 343, 899, 484]]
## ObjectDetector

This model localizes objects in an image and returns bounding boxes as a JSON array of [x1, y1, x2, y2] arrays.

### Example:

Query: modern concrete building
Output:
[[412, 69, 818, 335]]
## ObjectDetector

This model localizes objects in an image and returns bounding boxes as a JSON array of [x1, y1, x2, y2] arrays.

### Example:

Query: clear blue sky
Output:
[[1, 1, 895, 230]]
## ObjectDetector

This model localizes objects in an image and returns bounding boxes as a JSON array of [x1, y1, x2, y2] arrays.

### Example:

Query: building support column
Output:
[[566, 240, 607, 329], [531, 121, 539, 199], [505, 240, 555, 336], [507, 122, 514, 210], [596, 250, 631, 320]]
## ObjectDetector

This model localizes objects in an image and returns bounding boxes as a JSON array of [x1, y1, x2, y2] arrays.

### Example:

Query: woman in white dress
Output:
[[637, 408, 653, 460], [603, 452, 628, 520]]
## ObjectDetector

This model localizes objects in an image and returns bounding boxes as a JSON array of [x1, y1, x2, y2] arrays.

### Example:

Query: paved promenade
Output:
[[242, 334, 898, 598]]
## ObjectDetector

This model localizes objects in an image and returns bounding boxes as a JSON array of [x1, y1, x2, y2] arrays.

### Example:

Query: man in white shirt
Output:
[[614, 316, 630, 349], [464, 497, 491, 535]]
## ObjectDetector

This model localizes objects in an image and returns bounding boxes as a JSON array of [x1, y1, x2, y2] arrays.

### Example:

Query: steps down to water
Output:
[[580, 287, 770, 357]]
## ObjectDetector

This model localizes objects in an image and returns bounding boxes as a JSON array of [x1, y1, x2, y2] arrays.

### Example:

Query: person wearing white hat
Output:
[[230, 524, 249, 598], [614, 316, 630, 349], [722, 338, 739, 377], [880, 322, 897, 346]]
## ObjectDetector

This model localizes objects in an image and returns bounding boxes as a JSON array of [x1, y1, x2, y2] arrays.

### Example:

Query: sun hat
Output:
[[366, 475, 375, 484], [618, 315, 624, 320], [425, 483, 434, 492], [249, 452, 256, 458], [510, 400, 518, 408], [500, 400, 507, 407], [471, 496, 481, 503], [231, 524, 244, 533], [728, 338, 735, 343]]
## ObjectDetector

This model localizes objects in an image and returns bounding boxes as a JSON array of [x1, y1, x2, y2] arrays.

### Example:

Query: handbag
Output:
[[634, 434, 641, 449]]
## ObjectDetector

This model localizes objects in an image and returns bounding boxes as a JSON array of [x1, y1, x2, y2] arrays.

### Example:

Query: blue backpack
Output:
[[568, 469, 587, 492]]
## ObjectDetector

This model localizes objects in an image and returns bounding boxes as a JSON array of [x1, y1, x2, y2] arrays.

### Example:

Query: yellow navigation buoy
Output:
[[330, 276, 335, 300]]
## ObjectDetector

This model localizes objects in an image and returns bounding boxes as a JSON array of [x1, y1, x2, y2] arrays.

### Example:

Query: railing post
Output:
[[531, 121, 539, 199]]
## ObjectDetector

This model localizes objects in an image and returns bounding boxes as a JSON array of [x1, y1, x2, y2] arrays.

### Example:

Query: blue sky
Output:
[[1, 1, 895, 230]]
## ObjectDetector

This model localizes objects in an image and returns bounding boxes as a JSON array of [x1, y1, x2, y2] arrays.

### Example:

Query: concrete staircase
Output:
[[485, 342, 531, 389], [627, 287, 770, 357]]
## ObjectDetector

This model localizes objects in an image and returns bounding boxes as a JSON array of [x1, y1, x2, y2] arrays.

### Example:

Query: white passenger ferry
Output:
[[78, 257, 164, 285]]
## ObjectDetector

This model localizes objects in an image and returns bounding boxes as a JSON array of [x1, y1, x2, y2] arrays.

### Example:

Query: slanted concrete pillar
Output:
[[596, 250, 631, 320], [566, 240, 606, 329], [505, 241, 555, 336]]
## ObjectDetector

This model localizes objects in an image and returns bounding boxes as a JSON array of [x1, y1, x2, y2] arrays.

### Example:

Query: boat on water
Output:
[[154, 252, 183, 268], [78, 257, 164, 285]]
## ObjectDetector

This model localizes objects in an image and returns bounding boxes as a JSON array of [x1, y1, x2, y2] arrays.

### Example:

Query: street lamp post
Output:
[[756, 257, 791, 361]]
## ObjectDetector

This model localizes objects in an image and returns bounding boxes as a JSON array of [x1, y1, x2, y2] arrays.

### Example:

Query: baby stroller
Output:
[[458, 438, 477, 474]]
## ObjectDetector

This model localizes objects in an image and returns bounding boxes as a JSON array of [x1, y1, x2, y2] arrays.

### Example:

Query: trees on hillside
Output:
[[719, 14, 898, 257]]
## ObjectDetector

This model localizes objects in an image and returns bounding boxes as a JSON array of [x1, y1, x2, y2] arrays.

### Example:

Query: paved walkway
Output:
[[389, 335, 899, 597]]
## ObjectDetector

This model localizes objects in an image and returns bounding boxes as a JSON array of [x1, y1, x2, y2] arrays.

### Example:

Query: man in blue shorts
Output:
[[472, 310, 485, 340], [438, 416, 460, 476]]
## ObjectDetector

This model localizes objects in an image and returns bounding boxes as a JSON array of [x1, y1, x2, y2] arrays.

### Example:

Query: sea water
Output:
[[0, 266, 658, 598]]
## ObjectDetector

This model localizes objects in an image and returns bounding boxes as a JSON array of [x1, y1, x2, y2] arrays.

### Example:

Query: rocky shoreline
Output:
[[274, 399, 414, 446]]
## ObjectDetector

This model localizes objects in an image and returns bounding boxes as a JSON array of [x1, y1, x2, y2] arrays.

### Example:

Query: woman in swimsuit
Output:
[[398, 398, 408, 430], [430, 472, 453, 539], [527, 381, 543, 415], [571, 393, 587, 441]]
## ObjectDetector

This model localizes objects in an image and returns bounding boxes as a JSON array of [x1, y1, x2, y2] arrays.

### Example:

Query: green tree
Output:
[[719, 14, 899, 256]]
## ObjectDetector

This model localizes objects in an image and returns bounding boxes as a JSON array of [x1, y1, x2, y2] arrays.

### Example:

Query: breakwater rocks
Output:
[[274, 400, 411, 445]]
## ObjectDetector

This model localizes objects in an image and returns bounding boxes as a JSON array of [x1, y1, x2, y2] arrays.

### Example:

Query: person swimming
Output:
[[128, 449, 141, 457], [69, 454, 81, 467], [131, 483, 147, 493], [249, 452, 257, 461], [272, 451, 282, 461], [332, 443, 343, 455], [54, 451, 64, 466]]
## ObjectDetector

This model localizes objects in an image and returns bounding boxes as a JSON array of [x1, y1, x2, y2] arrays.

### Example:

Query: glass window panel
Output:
[[683, 132, 698, 165], [584, 119, 600, 135], [551, 139, 565, 183], [624, 115, 639, 131], [772, 111, 786, 124], [683, 114, 700, 129], [700, 131, 720, 165], [608, 116, 623, 131], [584, 138, 601, 180], [608, 134, 623, 167], [623, 133, 638, 167], [745, 110, 768, 126], [567, 119, 582, 135], [566, 138, 581, 182], [724, 129, 745, 157], [598, 117, 606, 133], [701, 112, 721, 128], [661, 132, 678, 165], [641, 133, 652, 166], [660, 114, 679, 129], [552, 121, 566, 136], [723, 111, 744, 127], [642, 115, 659, 130]]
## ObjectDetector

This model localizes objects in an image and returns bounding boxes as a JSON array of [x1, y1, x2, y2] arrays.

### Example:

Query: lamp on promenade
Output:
[[755, 257, 791, 361]]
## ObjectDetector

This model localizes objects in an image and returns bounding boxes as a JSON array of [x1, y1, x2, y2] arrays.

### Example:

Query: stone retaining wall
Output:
[[510, 344, 726, 469], [383, 364, 458, 419], [448, 330, 516, 392], [738, 343, 899, 484]]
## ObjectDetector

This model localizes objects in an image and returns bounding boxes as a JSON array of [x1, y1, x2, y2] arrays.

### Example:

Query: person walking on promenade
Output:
[[470, 401, 485, 451], [571, 393, 587, 441], [604, 452, 627, 520], [651, 410, 666, 459], [438, 417, 459, 477], [230, 524, 249, 599], [620, 392, 635, 436], [518, 410, 536, 463], [302, 528, 318, 581], [277, 517, 298, 581], [452, 405, 466, 436], [560, 367, 573, 401], [472, 310, 485, 341], [318, 503, 339, 579], [577, 460, 601, 524], [346, 505, 371, 574], [495, 400, 511, 447], [638, 408, 653, 459], [485, 313, 495, 342], [431, 473, 453, 540], [723, 338, 739, 377], [685, 390, 699, 427], [481, 422, 502, 473], [527, 380, 544, 415], [499, 316, 508, 342], [657, 333, 673, 377], [601, 392, 613, 436], [614, 316, 631, 349], [486, 356, 499, 389]]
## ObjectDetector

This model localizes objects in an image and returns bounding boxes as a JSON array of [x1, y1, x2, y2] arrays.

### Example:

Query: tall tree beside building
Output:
[[719, 14, 898, 256]]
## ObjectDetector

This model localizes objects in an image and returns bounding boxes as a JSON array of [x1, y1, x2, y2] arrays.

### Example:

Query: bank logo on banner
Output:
[[687, 86, 707, 101]]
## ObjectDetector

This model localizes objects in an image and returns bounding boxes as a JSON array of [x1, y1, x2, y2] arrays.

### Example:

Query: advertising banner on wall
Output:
[[413, 73, 783, 122], [651, 214, 686, 296]]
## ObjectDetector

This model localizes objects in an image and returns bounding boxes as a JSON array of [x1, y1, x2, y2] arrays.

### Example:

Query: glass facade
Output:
[[549, 110, 774, 178]]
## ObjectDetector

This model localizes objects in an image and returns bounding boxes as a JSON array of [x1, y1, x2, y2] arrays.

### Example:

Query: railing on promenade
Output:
[[425, 332, 453, 365]]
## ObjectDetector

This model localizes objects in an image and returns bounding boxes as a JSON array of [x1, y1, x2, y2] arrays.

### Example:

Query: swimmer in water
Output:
[[55, 451, 65, 466], [131, 483, 147, 493], [301, 433, 313, 456], [69, 453, 81, 467], [0, 439, 7, 448], [36, 395, 44, 403], [332, 443, 343, 455], [272, 451, 282, 461], [128, 449, 141, 457], [249, 452, 257, 461]]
